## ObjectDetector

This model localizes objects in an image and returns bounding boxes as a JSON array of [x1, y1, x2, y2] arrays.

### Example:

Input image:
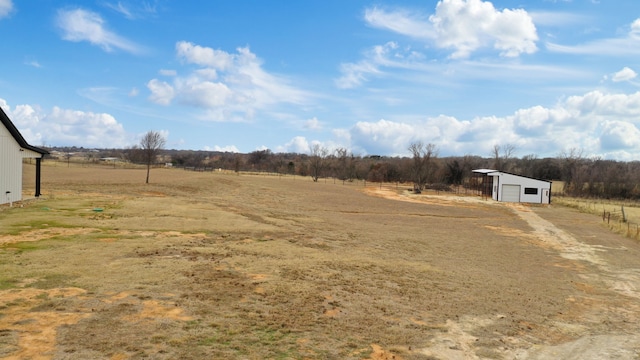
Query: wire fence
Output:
[[552, 196, 640, 240]]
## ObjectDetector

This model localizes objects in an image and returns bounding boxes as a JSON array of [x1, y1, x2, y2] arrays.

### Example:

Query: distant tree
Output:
[[491, 143, 516, 172], [140, 130, 166, 184], [248, 149, 272, 171], [444, 159, 464, 185], [233, 154, 243, 173], [408, 141, 438, 193], [309, 144, 328, 182]]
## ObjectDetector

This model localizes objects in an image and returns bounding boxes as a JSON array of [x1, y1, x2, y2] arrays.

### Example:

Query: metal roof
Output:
[[473, 169, 552, 184], [472, 168, 498, 174]]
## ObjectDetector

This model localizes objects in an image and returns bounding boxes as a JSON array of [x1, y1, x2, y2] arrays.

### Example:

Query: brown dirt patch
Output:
[[0, 228, 97, 246]]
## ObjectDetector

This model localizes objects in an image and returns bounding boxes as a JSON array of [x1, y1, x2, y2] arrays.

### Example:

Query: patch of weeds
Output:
[[3, 220, 74, 235], [197, 335, 221, 346], [0, 278, 18, 290], [28, 274, 76, 289], [4, 298, 28, 307], [2, 242, 47, 254], [30, 298, 69, 312], [475, 347, 503, 359], [0, 329, 19, 357]]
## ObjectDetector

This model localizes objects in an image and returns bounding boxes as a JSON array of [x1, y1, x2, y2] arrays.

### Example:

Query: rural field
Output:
[[2, 163, 640, 359]]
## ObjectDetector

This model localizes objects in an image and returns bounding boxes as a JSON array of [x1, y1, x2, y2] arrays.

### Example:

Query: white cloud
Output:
[[547, 18, 640, 56], [147, 42, 311, 121], [364, 7, 434, 39], [204, 145, 239, 153], [25, 60, 41, 68], [0, 0, 13, 18], [303, 117, 322, 131], [128, 87, 139, 97], [174, 76, 232, 108], [105, 1, 133, 19], [159, 69, 177, 76], [342, 90, 640, 159], [56, 8, 143, 54], [600, 120, 640, 150], [363, 0, 538, 59], [430, 0, 538, 58], [0, 98, 131, 148], [147, 79, 175, 105], [276, 136, 310, 154], [612, 67, 637, 82], [176, 41, 233, 70], [104, 1, 157, 19]]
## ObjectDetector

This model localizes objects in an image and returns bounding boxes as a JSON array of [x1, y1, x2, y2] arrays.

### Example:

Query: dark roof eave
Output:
[[0, 106, 49, 155]]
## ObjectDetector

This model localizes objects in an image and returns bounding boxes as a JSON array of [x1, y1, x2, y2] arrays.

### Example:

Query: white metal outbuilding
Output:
[[472, 169, 552, 204], [0, 107, 48, 205]]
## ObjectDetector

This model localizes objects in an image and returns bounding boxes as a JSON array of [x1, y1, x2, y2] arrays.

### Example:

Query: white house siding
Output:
[[0, 124, 23, 205], [489, 172, 551, 204]]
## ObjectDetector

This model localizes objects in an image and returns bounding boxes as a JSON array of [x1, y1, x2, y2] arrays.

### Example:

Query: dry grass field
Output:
[[2, 163, 640, 359]]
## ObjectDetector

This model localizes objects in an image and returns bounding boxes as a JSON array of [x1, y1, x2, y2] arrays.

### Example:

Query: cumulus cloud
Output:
[[341, 1, 540, 88], [612, 67, 637, 82], [276, 136, 310, 154], [56, 8, 143, 54], [147, 79, 175, 105], [147, 41, 311, 121], [204, 145, 239, 153], [303, 117, 322, 131], [0, 0, 13, 18], [343, 90, 640, 159], [600, 120, 640, 150], [364, 0, 538, 59], [430, 0, 538, 58], [0, 98, 131, 148], [176, 41, 233, 69]]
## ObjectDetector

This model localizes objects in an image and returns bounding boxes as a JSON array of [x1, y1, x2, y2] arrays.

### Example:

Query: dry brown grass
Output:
[[1, 163, 639, 359]]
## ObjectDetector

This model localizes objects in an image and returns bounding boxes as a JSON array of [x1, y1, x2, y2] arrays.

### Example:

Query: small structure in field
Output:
[[0, 107, 48, 205], [472, 169, 552, 204]]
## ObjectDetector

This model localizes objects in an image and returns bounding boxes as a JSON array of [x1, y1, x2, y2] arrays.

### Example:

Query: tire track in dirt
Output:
[[508, 203, 640, 359], [362, 188, 640, 359]]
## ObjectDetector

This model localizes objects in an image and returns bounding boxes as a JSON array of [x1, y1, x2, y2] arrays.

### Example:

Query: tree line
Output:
[[47, 135, 640, 200]]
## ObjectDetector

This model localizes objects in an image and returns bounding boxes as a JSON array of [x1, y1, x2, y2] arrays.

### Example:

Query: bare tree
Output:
[[491, 143, 516, 171], [140, 131, 166, 184], [309, 144, 328, 182], [408, 141, 438, 193]]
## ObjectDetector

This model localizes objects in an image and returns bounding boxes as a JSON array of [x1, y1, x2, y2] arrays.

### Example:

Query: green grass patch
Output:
[[0, 220, 75, 236], [1, 241, 48, 253], [0, 278, 18, 290], [28, 274, 76, 290]]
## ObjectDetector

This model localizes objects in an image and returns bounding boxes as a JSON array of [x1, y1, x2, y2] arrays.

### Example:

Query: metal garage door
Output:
[[502, 184, 521, 202]]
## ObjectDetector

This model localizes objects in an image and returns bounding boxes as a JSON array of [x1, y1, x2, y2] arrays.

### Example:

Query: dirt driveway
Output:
[[379, 189, 640, 359]]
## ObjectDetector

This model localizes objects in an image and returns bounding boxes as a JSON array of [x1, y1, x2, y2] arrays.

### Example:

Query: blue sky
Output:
[[1, 0, 640, 160]]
